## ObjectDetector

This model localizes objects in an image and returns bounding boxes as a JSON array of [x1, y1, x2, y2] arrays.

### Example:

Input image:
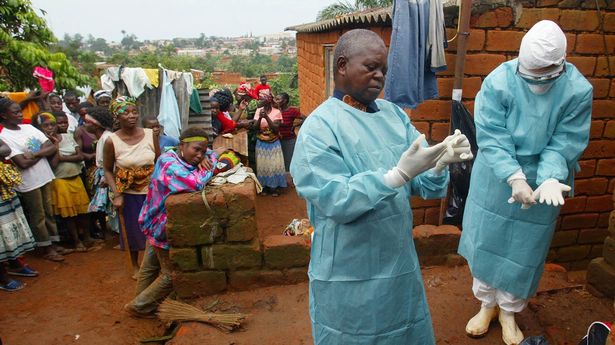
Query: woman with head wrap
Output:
[[32, 112, 94, 252], [104, 97, 160, 278], [94, 90, 112, 109], [252, 93, 287, 196]]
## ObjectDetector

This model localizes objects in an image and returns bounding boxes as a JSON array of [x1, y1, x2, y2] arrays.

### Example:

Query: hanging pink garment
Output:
[[33, 66, 55, 93]]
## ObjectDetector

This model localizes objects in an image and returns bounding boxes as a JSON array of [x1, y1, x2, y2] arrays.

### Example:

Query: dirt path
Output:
[[167, 266, 614, 345], [0, 189, 613, 344]]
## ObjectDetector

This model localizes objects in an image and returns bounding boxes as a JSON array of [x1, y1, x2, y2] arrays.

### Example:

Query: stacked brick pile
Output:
[[165, 179, 310, 298], [294, 0, 615, 268], [587, 188, 615, 297]]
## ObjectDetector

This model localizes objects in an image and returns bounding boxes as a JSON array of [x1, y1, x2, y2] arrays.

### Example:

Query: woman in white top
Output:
[[0, 98, 66, 262], [104, 97, 160, 277]]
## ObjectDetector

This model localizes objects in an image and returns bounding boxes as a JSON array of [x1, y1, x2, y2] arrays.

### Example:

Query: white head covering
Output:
[[518, 20, 566, 77], [93, 90, 112, 100]]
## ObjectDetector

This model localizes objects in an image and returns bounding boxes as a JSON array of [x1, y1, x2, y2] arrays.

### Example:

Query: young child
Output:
[[0, 137, 39, 291], [124, 127, 217, 318], [32, 112, 93, 251]]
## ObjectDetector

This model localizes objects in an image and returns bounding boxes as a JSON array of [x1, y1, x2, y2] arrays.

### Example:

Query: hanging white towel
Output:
[[182, 73, 194, 95], [158, 70, 182, 139], [120, 67, 152, 98], [428, 0, 447, 70]]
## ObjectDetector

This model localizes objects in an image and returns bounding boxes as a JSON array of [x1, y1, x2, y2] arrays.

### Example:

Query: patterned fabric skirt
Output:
[[88, 168, 120, 233], [0, 196, 35, 262], [89, 168, 111, 214], [256, 139, 288, 189], [51, 176, 90, 218], [119, 194, 147, 251]]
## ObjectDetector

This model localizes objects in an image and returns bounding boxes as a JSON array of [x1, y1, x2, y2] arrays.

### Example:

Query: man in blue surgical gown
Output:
[[290, 29, 473, 345], [459, 21, 592, 345]]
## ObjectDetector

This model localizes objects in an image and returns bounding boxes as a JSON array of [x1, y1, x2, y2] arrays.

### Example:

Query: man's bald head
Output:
[[333, 29, 388, 105], [334, 29, 386, 77]]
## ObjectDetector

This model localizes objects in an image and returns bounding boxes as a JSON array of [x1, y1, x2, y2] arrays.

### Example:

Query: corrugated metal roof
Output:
[[285, 6, 393, 33]]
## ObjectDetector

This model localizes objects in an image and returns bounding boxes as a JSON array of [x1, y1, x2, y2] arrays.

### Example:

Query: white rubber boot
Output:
[[499, 310, 524, 345], [465, 306, 498, 337]]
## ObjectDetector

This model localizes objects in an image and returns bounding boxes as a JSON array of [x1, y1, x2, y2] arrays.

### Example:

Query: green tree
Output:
[[0, 0, 91, 91], [316, 0, 392, 20]]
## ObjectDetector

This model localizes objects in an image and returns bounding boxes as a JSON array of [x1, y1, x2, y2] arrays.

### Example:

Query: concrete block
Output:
[[228, 270, 285, 290], [603, 236, 615, 265], [169, 247, 200, 271], [166, 192, 224, 246], [202, 240, 262, 270], [173, 271, 227, 298], [228, 267, 309, 291], [587, 258, 615, 297], [226, 213, 257, 242], [263, 235, 310, 269], [412, 225, 461, 257]]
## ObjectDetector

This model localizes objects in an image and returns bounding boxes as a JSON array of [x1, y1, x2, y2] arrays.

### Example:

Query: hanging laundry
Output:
[[120, 67, 152, 98], [100, 66, 121, 91], [384, 0, 441, 109], [189, 88, 202, 114], [158, 70, 182, 139], [143, 69, 160, 88], [182, 73, 194, 95], [32, 67, 55, 93], [428, 0, 447, 71]]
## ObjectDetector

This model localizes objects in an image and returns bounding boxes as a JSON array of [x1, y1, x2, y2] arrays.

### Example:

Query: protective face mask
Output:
[[527, 82, 554, 95]]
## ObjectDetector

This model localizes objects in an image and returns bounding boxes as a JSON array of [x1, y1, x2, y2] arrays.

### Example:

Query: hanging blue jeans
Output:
[[385, 0, 440, 109]]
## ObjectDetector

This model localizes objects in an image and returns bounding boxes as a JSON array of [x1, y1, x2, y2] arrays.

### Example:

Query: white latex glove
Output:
[[434, 129, 474, 173], [383, 134, 447, 188], [532, 178, 571, 206], [507, 179, 535, 209]]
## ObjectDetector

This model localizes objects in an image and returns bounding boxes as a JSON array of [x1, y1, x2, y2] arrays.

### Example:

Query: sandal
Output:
[[8, 266, 39, 277], [0, 279, 24, 292], [43, 252, 65, 262], [75, 244, 89, 253], [55, 247, 74, 255]]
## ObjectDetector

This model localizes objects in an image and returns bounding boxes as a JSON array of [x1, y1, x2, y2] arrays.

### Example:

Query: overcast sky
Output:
[[30, 0, 337, 42]]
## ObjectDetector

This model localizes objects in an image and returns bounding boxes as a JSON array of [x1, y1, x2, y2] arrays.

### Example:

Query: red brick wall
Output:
[[295, 1, 615, 268]]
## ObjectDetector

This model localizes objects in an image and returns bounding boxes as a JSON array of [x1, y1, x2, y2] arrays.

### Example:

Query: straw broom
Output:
[[157, 299, 246, 332]]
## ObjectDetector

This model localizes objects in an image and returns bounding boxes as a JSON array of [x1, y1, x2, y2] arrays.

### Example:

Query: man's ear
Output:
[[336, 56, 348, 77]]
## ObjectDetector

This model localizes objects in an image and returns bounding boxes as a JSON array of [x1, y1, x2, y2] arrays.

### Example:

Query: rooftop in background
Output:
[[286, 6, 393, 33], [286, 0, 511, 33]]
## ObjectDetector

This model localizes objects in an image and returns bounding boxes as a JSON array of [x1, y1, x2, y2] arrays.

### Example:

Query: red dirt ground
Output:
[[0, 188, 613, 345]]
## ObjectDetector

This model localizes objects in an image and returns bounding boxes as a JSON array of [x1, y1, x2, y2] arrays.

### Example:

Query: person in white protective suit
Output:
[[458, 21, 593, 345], [290, 29, 473, 345]]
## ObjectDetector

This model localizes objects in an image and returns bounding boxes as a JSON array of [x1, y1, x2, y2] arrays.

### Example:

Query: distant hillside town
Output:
[[61, 32, 297, 59]]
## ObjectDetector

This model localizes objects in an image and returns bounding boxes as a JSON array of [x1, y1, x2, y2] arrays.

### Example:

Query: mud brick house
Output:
[[287, 0, 615, 269]]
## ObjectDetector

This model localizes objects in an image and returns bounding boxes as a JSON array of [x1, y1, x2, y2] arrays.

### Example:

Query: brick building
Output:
[[287, 0, 615, 269]]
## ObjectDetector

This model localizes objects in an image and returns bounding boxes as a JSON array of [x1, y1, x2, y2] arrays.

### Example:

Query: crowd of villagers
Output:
[[0, 77, 302, 317]]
